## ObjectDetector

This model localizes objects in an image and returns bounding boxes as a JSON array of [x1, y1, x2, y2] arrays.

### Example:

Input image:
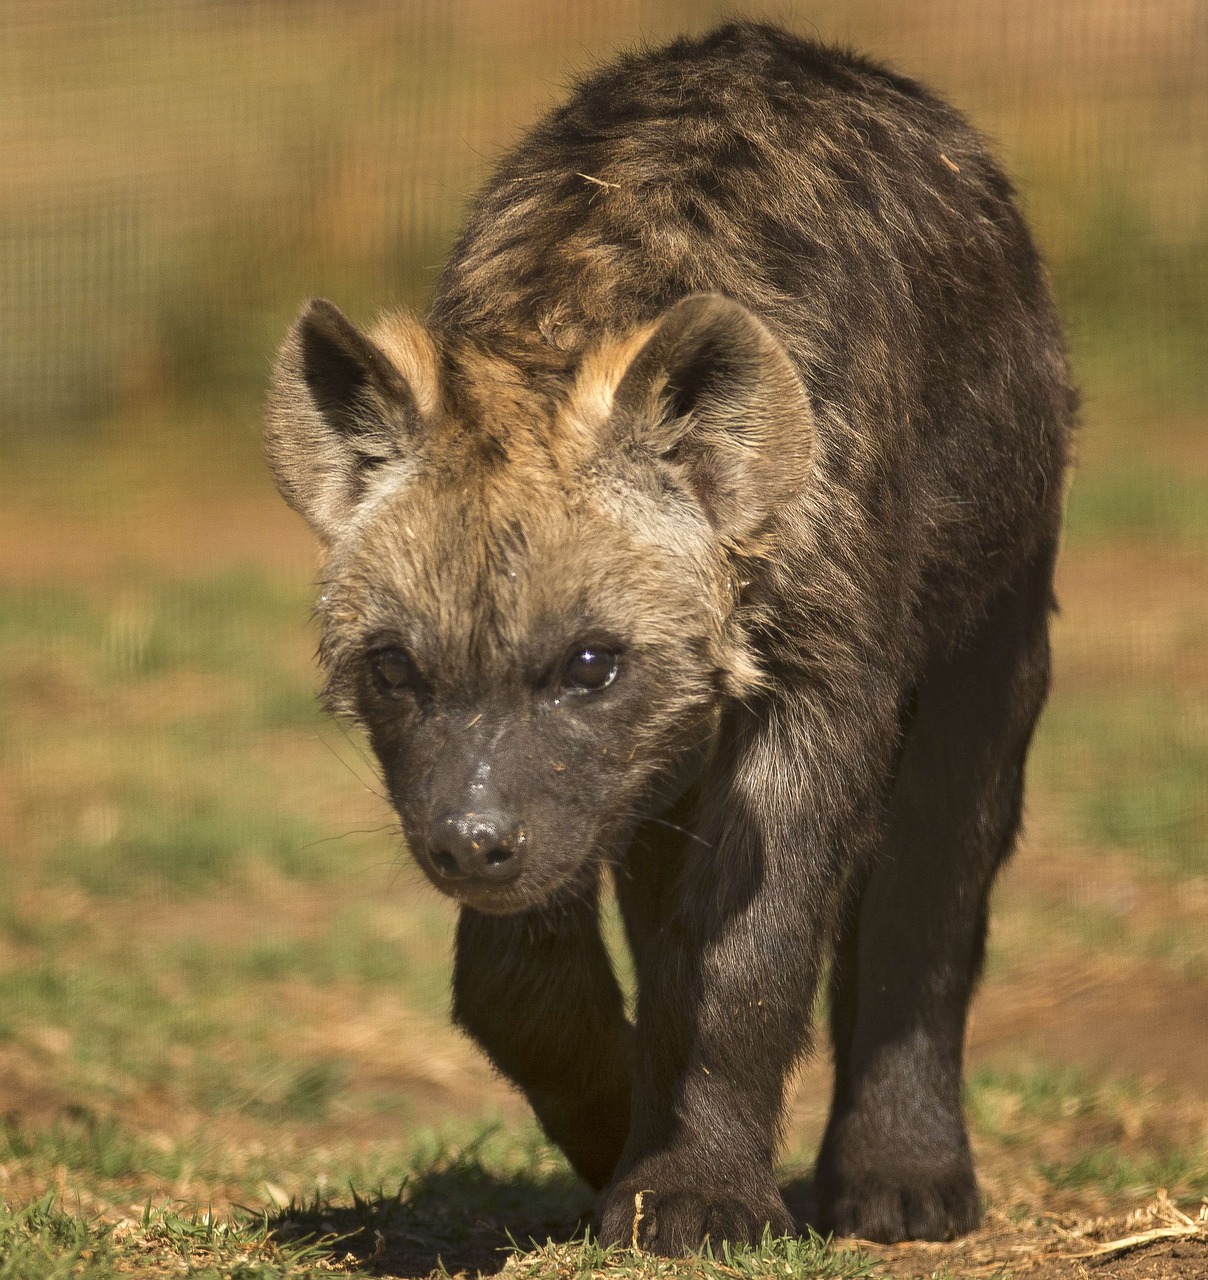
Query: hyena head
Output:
[[265, 293, 814, 914]]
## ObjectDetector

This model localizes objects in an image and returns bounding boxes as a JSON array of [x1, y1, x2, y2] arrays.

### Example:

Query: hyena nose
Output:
[[428, 810, 526, 883]]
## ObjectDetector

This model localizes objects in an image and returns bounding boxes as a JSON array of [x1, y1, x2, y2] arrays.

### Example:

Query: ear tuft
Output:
[[265, 299, 430, 543], [606, 294, 815, 544]]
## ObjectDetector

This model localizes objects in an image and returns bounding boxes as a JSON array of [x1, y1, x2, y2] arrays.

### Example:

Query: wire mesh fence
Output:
[[2, 0, 1204, 440]]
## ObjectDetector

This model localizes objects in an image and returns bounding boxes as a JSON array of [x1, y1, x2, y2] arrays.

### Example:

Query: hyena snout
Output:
[[426, 807, 527, 885]]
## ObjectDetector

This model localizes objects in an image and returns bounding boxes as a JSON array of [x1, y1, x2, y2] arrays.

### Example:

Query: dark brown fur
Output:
[[265, 22, 1074, 1254]]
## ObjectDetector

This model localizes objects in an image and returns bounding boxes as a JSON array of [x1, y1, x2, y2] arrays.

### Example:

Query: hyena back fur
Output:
[[265, 22, 1074, 1254]]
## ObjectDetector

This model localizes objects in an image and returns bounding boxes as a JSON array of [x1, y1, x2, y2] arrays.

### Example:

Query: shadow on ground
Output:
[[269, 1160, 593, 1278]]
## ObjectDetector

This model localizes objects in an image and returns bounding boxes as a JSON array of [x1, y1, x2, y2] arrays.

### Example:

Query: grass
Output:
[[494, 1231, 877, 1280], [0, 1127, 883, 1280], [0, 1192, 354, 1280], [1030, 692, 1208, 877], [966, 1062, 1208, 1211], [1, 1104, 1205, 1276], [1064, 468, 1208, 549], [1051, 198, 1208, 425], [0, 916, 448, 1123], [50, 799, 335, 897], [0, 570, 314, 690], [1039, 1146, 1208, 1198], [1, 1111, 189, 1185]]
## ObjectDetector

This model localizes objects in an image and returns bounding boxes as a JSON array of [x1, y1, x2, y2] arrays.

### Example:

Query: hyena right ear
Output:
[[264, 298, 435, 544], [602, 294, 816, 546]]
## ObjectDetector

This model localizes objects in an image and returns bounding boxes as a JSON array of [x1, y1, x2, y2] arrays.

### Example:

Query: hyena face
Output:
[[266, 294, 814, 913]]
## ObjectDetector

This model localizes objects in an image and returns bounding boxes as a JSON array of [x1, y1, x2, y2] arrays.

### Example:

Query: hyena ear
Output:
[[609, 293, 815, 543], [264, 298, 432, 544]]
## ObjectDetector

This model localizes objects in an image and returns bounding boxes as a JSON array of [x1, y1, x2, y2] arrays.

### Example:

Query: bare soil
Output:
[[859, 1203, 1208, 1280]]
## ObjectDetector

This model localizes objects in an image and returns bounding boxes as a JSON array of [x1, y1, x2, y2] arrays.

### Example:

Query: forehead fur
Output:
[[364, 316, 661, 480], [323, 445, 723, 669]]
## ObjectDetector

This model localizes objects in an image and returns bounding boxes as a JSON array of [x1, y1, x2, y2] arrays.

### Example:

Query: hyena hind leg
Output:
[[814, 542, 1056, 1243], [453, 867, 632, 1190]]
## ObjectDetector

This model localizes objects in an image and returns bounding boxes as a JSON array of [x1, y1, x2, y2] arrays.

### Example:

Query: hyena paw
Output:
[[600, 1180, 793, 1255], [814, 1163, 981, 1243]]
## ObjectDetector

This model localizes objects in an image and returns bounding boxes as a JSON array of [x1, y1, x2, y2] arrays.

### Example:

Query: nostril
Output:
[[431, 850, 461, 878], [484, 844, 513, 868]]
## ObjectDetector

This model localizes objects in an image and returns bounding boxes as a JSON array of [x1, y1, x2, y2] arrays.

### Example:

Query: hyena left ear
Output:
[[609, 293, 816, 544], [264, 298, 434, 544]]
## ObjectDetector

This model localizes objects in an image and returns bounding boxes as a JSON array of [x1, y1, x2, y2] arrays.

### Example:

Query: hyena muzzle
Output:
[[265, 22, 1074, 1254]]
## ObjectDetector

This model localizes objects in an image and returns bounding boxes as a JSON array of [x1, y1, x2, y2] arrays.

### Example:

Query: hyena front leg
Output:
[[815, 541, 1056, 1243], [601, 709, 892, 1255], [452, 865, 632, 1190]]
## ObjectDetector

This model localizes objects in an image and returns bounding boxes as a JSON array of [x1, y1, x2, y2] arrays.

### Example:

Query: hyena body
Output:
[[266, 23, 1073, 1253]]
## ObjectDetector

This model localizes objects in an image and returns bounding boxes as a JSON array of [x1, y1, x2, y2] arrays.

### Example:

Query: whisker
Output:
[[644, 816, 713, 850], [290, 822, 401, 857], [313, 730, 389, 803], [333, 717, 382, 779]]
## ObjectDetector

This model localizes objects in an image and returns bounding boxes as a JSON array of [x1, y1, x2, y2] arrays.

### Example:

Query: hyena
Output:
[[265, 22, 1074, 1253]]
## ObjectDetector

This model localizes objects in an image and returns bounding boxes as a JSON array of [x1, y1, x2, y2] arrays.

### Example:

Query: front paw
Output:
[[813, 1161, 981, 1243], [600, 1178, 793, 1256]]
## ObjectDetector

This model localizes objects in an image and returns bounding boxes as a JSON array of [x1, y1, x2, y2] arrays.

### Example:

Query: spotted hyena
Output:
[[265, 21, 1074, 1254]]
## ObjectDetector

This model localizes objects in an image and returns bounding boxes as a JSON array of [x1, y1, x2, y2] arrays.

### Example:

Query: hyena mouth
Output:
[[417, 864, 559, 916]]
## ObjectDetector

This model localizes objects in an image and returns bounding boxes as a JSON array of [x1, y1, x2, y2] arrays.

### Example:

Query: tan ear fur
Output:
[[264, 299, 437, 544]]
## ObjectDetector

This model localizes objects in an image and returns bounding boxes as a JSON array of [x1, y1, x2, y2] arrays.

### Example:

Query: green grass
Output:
[[1031, 692, 1208, 876], [967, 1062, 1208, 1206], [0, 563, 406, 908], [0, 1192, 355, 1280], [496, 1231, 878, 1280], [1, 1111, 188, 1185], [1064, 467, 1208, 548], [167, 905, 453, 1010], [0, 922, 449, 1121], [5, 1096, 1204, 1276], [1051, 197, 1208, 423], [986, 890, 1208, 986], [50, 797, 335, 897], [967, 1062, 1101, 1138], [0, 955, 224, 1099], [0, 570, 313, 687], [1038, 1146, 1208, 1199]]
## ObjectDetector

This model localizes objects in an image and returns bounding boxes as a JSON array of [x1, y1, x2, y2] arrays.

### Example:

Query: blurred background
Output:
[[1, 0, 1206, 1241]]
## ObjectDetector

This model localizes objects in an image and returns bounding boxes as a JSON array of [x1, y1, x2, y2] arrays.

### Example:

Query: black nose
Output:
[[428, 810, 526, 883]]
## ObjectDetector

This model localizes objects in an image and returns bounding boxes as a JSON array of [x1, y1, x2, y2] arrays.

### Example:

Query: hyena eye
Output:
[[563, 646, 620, 693], [369, 646, 416, 696]]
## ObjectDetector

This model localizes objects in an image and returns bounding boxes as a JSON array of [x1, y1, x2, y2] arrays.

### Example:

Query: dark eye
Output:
[[563, 646, 619, 693], [369, 646, 415, 696]]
